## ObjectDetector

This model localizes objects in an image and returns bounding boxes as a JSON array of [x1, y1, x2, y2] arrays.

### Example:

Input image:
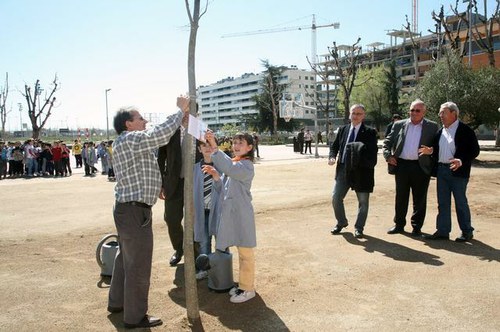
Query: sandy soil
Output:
[[0, 145, 499, 331]]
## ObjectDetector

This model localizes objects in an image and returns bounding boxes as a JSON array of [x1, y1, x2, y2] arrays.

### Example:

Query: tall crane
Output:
[[222, 15, 340, 158], [412, 0, 418, 33], [222, 15, 339, 64]]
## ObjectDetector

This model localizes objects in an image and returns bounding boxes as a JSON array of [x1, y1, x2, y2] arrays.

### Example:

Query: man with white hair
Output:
[[424, 102, 479, 242]]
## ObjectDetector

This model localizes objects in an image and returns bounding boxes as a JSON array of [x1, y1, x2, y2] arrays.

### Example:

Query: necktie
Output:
[[342, 127, 356, 163], [348, 127, 356, 143]]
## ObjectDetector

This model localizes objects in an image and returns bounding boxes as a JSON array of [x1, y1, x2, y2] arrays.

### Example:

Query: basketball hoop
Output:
[[279, 99, 295, 122]]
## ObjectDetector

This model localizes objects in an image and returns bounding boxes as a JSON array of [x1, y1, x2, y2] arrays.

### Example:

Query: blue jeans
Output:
[[332, 164, 370, 231], [26, 158, 38, 176], [198, 210, 212, 255], [436, 164, 473, 235]]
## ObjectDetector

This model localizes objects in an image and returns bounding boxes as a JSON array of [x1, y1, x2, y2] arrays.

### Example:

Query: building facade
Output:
[[197, 67, 315, 131]]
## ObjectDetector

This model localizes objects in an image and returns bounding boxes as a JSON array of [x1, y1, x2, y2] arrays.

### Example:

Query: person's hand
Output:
[[159, 187, 165, 200], [418, 145, 433, 156], [328, 158, 336, 166], [387, 156, 398, 166], [202, 164, 220, 181], [176, 95, 190, 113], [449, 158, 462, 171], [204, 130, 218, 150]]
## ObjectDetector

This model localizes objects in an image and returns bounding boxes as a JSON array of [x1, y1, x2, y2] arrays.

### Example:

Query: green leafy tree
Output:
[[417, 52, 500, 129], [351, 65, 391, 132], [384, 60, 401, 115], [253, 60, 294, 136]]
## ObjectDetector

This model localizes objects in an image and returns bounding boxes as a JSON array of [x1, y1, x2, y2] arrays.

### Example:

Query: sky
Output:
[[1, 0, 496, 131]]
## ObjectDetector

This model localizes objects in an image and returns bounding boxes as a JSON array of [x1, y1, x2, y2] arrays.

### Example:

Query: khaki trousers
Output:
[[237, 247, 255, 291]]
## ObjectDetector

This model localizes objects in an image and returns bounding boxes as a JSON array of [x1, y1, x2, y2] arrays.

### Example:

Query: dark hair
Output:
[[233, 132, 255, 162], [113, 107, 135, 134]]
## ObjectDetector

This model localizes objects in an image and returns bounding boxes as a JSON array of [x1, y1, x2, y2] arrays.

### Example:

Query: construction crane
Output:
[[221, 15, 339, 65], [222, 15, 340, 158], [412, 0, 418, 33]]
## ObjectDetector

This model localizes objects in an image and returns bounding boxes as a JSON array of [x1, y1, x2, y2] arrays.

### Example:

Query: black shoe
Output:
[[387, 226, 404, 234], [455, 233, 473, 242], [169, 250, 183, 266], [124, 315, 163, 329], [354, 229, 363, 238], [331, 223, 348, 235], [423, 232, 449, 240], [107, 306, 123, 313], [411, 228, 422, 236]]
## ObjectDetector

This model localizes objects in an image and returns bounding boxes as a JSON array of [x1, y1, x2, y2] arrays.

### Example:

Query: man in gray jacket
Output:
[[383, 99, 438, 236]]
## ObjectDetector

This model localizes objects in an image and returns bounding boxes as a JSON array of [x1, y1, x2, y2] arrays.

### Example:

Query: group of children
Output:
[[193, 131, 257, 303], [0, 139, 72, 178]]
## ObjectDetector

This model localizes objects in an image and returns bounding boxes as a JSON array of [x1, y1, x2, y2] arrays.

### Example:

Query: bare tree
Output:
[[21, 75, 59, 139], [431, 4, 469, 58], [306, 56, 338, 137], [327, 38, 362, 123], [0, 73, 9, 138], [183, 0, 207, 328], [451, 0, 499, 67], [404, 15, 422, 84]]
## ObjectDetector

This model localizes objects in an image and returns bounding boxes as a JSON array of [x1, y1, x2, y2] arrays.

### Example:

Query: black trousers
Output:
[[393, 159, 431, 230], [164, 179, 184, 252]]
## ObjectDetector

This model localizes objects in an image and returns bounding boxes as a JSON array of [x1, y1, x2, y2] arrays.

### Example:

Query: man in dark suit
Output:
[[424, 102, 480, 242], [158, 129, 184, 266], [383, 99, 439, 236], [328, 104, 378, 238], [297, 128, 305, 154], [385, 113, 402, 138]]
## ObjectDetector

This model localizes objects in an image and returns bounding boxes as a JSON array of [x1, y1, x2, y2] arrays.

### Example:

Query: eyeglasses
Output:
[[410, 109, 422, 113]]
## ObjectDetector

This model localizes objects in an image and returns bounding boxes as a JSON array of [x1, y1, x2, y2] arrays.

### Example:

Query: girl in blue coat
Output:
[[205, 131, 256, 303]]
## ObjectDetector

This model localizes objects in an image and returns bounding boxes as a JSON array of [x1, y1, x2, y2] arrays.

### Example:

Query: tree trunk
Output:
[[183, 0, 202, 327]]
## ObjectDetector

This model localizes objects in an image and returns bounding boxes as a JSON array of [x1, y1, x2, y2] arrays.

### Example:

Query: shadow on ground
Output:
[[422, 238, 500, 262], [168, 264, 289, 332], [341, 233, 444, 266]]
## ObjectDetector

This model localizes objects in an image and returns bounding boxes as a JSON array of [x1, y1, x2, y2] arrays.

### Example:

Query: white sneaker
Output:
[[229, 286, 238, 296], [230, 289, 256, 303], [195, 270, 208, 280]]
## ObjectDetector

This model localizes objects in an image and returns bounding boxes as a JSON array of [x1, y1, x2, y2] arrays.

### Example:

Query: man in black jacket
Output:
[[424, 102, 480, 242], [158, 129, 185, 266], [328, 104, 378, 238]]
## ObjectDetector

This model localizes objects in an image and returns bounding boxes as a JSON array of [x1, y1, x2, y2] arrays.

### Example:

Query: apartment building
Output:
[[316, 13, 500, 118], [197, 67, 316, 131]]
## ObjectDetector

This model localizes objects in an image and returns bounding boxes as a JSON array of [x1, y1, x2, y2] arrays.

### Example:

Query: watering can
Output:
[[96, 234, 119, 277], [196, 250, 234, 292]]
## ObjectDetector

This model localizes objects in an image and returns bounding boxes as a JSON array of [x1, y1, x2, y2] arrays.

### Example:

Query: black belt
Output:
[[398, 158, 419, 163], [438, 162, 450, 166], [117, 201, 152, 209]]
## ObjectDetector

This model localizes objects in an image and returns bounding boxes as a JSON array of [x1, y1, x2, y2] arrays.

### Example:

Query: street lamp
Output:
[[105, 88, 111, 139]]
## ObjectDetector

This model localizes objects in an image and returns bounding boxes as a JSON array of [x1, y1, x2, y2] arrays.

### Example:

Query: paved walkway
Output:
[[257, 139, 498, 163]]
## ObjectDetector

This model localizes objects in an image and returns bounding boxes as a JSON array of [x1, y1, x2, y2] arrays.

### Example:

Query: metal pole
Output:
[[311, 15, 319, 158], [105, 88, 111, 139], [18, 103, 22, 133]]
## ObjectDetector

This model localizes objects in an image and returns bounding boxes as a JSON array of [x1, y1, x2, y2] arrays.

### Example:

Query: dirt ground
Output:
[[0, 145, 499, 332]]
